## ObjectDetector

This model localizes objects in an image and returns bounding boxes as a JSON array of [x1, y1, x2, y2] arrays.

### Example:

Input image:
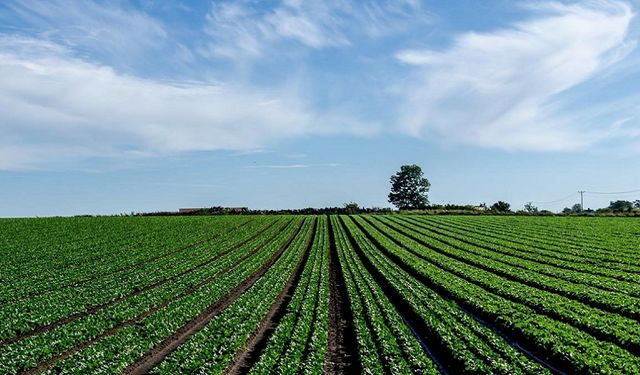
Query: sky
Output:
[[1, 0, 640, 217]]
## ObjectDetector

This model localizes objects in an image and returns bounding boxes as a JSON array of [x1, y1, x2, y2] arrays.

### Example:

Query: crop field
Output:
[[1, 215, 639, 374]]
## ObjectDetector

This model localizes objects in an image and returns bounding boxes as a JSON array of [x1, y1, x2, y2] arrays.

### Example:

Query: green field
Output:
[[1, 215, 639, 374]]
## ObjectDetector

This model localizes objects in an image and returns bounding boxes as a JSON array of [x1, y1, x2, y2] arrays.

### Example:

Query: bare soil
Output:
[[21, 219, 294, 374], [224, 217, 318, 374], [0, 220, 281, 350], [122, 218, 306, 375], [324, 216, 361, 375]]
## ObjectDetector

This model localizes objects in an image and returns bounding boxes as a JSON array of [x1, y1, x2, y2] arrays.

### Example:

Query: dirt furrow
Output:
[[224, 217, 318, 374], [1, 219, 282, 349], [324, 216, 361, 375], [122, 218, 307, 375], [20, 219, 296, 374]]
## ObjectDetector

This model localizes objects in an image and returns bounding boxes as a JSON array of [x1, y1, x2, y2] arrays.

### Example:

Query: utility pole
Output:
[[578, 190, 585, 211]]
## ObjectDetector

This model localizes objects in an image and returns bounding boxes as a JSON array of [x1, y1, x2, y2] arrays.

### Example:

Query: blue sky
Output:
[[1, 0, 639, 217]]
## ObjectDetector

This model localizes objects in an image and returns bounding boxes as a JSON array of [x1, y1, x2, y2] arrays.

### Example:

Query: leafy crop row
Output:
[[2, 214, 638, 373], [373, 216, 640, 354], [0, 218, 277, 343], [41, 218, 305, 374], [332, 216, 438, 374], [149, 217, 314, 374], [345, 216, 544, 374], [0, 217, 297, 374], [0, 217, 249, 303], [441, 216, 640, 265], [402, 216, 640, 291], [363, 215, 640, 373], [248, 216, 329, 374]]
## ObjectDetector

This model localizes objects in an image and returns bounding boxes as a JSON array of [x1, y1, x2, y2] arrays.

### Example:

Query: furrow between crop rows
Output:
[[122, 218, 307, 375]]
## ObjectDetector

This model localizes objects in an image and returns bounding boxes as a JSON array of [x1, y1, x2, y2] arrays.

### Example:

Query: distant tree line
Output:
[[124, 200, 639, 218], [134, 205, 393, 216], [121, 165, 640, 218]]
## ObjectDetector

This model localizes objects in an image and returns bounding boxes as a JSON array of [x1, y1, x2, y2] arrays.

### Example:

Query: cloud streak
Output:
[[1, 0, 639, 172], [0, 0, 167, 70], [396, 0, 636, 151], [245, 163, 342, 169], [202, 0, 426, 59], [0, 36, 321, 169]]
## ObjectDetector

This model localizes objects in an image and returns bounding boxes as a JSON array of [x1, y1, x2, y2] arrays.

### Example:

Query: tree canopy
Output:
[[609, 200, 634, 212], [343, 202, 360, 214], [491, 201, 511, 212], [388, 164, 430, 209], [524, 202, 539, 214]]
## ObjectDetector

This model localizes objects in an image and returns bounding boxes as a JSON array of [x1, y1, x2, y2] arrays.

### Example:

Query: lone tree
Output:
[[388, 164, 430, 209]]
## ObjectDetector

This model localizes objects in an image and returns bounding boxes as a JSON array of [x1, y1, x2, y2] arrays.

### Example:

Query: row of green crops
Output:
[[342, 216, 545, 374], [0, 216, 299, 374], [2, 214, 638, 373], [0, 217, 282, 342], [332, 216, 439, 374], [436, 216, 640, 265], [248, 216, 330, 375], [0, 216, 251, 301], [356, 215, 640, 373], [372, 216, 640, 353], [39, 218, 306, 375], [402, 216, 640, 290], [150, 217, 315, 374]]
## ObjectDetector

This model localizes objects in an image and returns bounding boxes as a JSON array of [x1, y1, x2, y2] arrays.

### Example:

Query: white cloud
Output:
[[0, 0, 166, 68], [0, 37, 328, 170], [395, 0, 635, 151], [202, 0, 426, 59]]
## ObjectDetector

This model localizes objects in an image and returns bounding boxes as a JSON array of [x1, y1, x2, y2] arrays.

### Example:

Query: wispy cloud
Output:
[[395, 0, 636, 151], [1, 0, 638, 173], [0, 36, 310, 169], [201, 0, 426, 60], [284, 153, 307, 158], [0, 0, 167, 70], [245, 163, 342, 169], [0, 34, 371, 170]]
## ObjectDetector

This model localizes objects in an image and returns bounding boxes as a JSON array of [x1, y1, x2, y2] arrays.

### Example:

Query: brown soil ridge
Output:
[[19, 219, 296, 375], [1, 219, 282, 349], [224, 217, 318, 375], [122, 218, 307, 375], [7, 219, 253, 305], [324, 215, 361, 375]]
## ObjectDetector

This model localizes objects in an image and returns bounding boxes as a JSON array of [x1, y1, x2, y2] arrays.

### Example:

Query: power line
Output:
[[584, 189, 640, 195], [530, 193, 577, 205], [529, 189, 640, 210]]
